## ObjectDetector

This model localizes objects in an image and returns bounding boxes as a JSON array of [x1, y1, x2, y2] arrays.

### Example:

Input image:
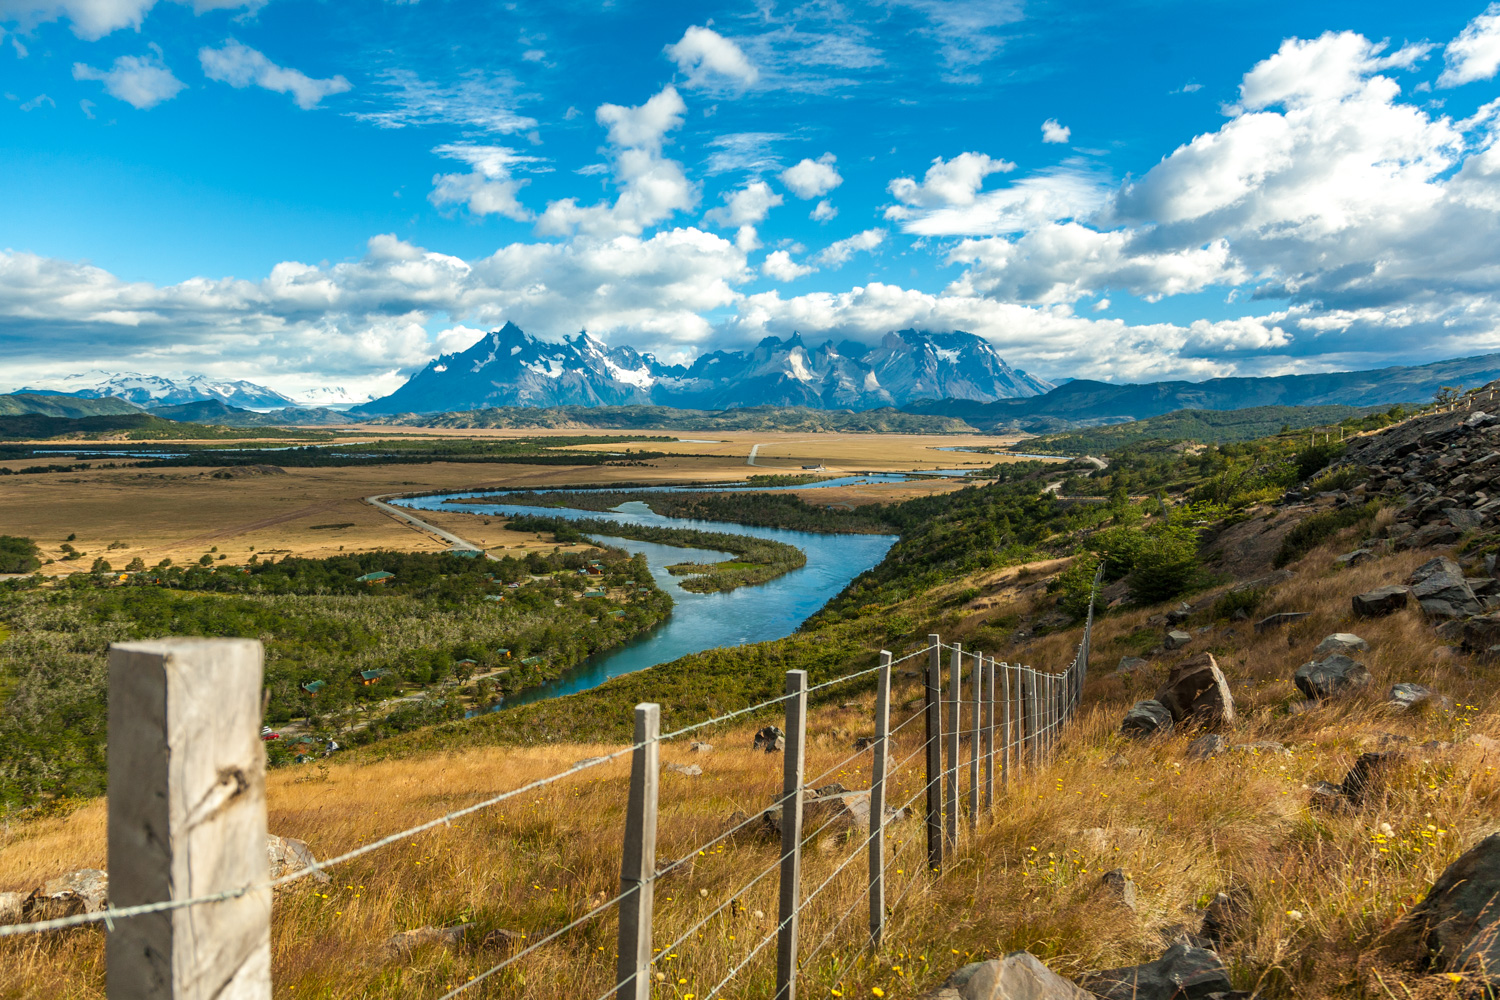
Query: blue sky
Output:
[[2, 0, 1499, 401]]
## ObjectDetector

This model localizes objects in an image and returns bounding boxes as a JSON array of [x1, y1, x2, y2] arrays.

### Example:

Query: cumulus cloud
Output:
[[704, 180, 783, 227], [72, 50, 183, 108], [889, 165, 1111, 236], [537, 85, 697, 238], [887, 152, 1015, 210], [0, 0, 263, 41], [810, 199, 837, 222], [1440, 3, 1500, 87], [761, 249, 816, 282], [428, 144, 542, 221], [199, 39, 351, 109], [780, 153, 842, 199], [1041, 118, 1070, 143], [814, 228, 885, 267], [665, 25, 758, 89]]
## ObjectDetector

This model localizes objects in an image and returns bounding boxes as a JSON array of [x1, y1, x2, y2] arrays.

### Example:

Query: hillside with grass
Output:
[[5, 386, 1500, 997]]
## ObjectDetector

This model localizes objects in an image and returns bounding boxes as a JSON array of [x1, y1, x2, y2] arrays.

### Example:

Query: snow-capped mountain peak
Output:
[[17, 371, 300, 410]]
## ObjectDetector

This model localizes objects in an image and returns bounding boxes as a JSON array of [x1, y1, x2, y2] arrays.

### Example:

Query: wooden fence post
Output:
[[869, 652, 891, 948], [107, 638, 271, 1000], [982, 656, 994, 813], [924, 636, 943, 874], [945, 643, 961, 847], [1000, 662, 1011, 787], [616, 703, 660, 1000], [1023, 668, 1038, 766], [775, 669, 808, 1000], [967, 652, 980, 833]]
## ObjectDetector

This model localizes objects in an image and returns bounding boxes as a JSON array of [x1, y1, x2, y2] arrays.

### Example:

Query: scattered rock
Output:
[[1185, 734, 1229, 760], [267, 834, 331, 885], [1083, 943, 1237, 1000], [1397, 523, 1463, 550], [1340, 751, 1403, 804], [1309, 780, 1350, 812], [1234, 741, 1290, 756], [1166, 607, 1192, 625], [573, 756, 609, 769], [1335, 549, 1376, 568], [1294, 653, 1371, 700], [666, 762, 702, 777], [0, 892, 27, 925], [1153, 653, 1235, 729], [384, 923, 470, 956], [1253, 611, 1310, 633], [1200, 892, 1246, 946], [1312, 632, 1369, 658], [21, 869, 109, 921], [1120, 700, 1174, 739], [752, 726, 785, 753], [1101, 868, 1138, 911], [1117, 656, 1148, 674], [919, 951, 1091, 1000], [1352, 586, 1411, 617], [1385, 831, 1500, 976], [1163, 630, 1192, 650], [1230, 569, 1295, 593], [853, 735, 898, 752], [1409, 558, 1483, 617], [688, 741, 713, 753], [1387, 683, 1454, 713], [1461, 612, 1500, 654]]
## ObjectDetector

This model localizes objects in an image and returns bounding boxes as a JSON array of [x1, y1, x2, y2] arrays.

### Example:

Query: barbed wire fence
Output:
[[0, 566, 1104, 999]]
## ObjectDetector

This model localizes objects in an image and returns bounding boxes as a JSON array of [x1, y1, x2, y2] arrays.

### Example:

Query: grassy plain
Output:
[[0, 427, 1025, 574]]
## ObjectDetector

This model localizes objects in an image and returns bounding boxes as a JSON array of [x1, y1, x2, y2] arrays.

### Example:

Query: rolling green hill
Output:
[[0, 393, 143, 418], [1012, 404, 1381, 454]]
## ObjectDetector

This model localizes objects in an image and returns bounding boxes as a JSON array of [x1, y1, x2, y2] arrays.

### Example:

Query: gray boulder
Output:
[[1352, 586, 1411, 617], [1312, 633, 1369, 658], [753, 726, 785, 752], [1340, 751, 1403, 804], [1163, 630, 1192, 650], [1294, 654, 1371, 700], [0, 892, 27, 925], [1117, 656, 1149, 674], [22, 869, 109, 921], [267, 834, 331, 885], [1409, 558, 1483, 616], [666, 762, 703, 777], [1335, 549, 1375, 568], [1185, 734, 1229, 760], [1102, 868, 1138, 911], [1387, 832, 1500, 976], [919, 951, 1091, 1000], [1387, 683, 1453, 713], [689, 741, 713, 753], [1153, 653, 1235, 729], [1121, 700, 1174, 739], [1082, 943, 1236, 1000], [1253, 611, 1310, 633]]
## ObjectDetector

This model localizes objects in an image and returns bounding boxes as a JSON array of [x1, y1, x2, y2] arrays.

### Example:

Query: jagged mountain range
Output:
[[13, 371, 371, 410], [352, 324, 1054, 415]]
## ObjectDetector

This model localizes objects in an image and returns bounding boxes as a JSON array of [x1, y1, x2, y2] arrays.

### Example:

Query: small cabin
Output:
[[520, 655, 543, 666], [355, 571, 395, 585], [496, 648, 512, 658], [301, 680, 326, 696], [359, 668, 393, 685], [607, 609, 626, 618], [583, 588, 606, 597], [484, 594, 505, 602]]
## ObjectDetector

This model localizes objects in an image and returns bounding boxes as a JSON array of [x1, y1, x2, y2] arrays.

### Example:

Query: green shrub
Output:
[[1124, 524, 1202, 604], [1049, 554, 1102, 620], [1309, 465, 1366, 493], [1211, 587, 1264, 620], [0, 536, 41, 574], [1294, 442, 1345, 481], [1274, 502, 1379, 567], [90, 557, 112, 573]]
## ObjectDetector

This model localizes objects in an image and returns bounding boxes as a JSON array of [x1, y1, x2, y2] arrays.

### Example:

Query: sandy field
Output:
[[0, 428, 1047, 573]]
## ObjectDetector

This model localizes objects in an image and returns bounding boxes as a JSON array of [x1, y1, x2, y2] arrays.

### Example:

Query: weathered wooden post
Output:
[[868, 652, 891, 947], [107, 638, 271, 1000], [924, 636, 943, 873], [1000, 662, 1012, 787], [617, 702, 660, 1000], [1022, 667, 1038, 765], [967, 652, 980, 832], [775, 669, 808, 1000], [945, 643, 961, 847], [982, 656, 994, 813]]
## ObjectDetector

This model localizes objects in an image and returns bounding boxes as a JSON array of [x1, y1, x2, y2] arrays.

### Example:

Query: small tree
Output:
[[1125, 524, 1201, 604], [90, 557, 112, 573]]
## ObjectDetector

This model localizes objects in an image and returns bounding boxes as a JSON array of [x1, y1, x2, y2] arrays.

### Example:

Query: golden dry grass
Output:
[[4, 515, 1497, 998]]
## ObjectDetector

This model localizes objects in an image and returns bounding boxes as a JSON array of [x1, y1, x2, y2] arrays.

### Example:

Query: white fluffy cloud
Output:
[[428, 144, 542, 221], [886, 152, 1015, 210], [0, 0, 262, 41], [1440, 3, 1500, 87], [664, 25, 758, 89], [72, 50, 183, 108], [810, 199, 837, 222], [889, 166, 1111, 236], [537, 86, 697, 238], [199, 40, 351, 109], [814, 228, 885, 267], [1041, 118, 1070, 143], [780, 153, 842, 199], [761, 250, 816, 282]]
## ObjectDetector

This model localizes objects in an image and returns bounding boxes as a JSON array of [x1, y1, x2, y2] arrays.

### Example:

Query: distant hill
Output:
[[1012, 405, 1378, 455], [149, 399, 352, 426], [353, 323, 1052, 415], [907, 352, 1500, 430], [0, 393, 144, 418], [17, 371, 299, 409], [364, 404, 977, 434]]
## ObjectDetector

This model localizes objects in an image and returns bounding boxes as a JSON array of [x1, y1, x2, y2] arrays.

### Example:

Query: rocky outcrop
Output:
[[1082, 943, 1241, 1000], [753, 726, 785, 752], [1185, 734, 1229, 760], [1116, 656, 1148, 674], [1408, 557, 1483, 617], [1387, 683, 1453, 712], [1101, 868, 1138, 911], [1384, 832, 1500, 978], [1253, 611, 1309, 633], [1294, 653, 1371, 700], [268, 834, 331, 885], [16, 869, 109, 922], [919, 952, 1091, 1000], [1153, 653, 1235, 729], [1120, 700, 1174, 739], [1312, 633, 1369, 658], [666, 762, 703, 776], [1353, 586, 1411, 617], [1163, 630, 1192, 650]]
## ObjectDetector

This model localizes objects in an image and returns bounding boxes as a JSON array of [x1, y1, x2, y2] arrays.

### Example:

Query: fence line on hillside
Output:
[[0, 566, 1103, 1000]]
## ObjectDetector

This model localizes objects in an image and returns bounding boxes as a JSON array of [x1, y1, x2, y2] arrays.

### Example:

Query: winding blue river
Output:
[[394, 494, 897, 706]]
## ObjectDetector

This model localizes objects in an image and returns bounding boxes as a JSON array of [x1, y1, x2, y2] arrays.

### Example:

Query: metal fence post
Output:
[[982, 655, 994, 813], [617, 703, 661, 1000], [924, 636, 943, 874], [107, 638, 271, 1000], [945, 642, 961, 847], [869, 652, 891, 947], [775, 669, 808, 1000], [967, 651, 980, 832]]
